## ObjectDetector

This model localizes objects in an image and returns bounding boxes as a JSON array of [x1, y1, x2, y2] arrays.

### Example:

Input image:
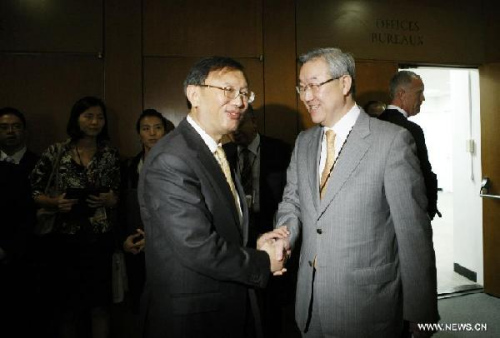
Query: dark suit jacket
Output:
[[0, 162, 35, 261], [138, 119, 271, 338], [19, 149, 40, 176], [225, 135, 291, 236], [119, 152, 145, 312], [120, 152, 144, 236], [379, 108, 439, 219]]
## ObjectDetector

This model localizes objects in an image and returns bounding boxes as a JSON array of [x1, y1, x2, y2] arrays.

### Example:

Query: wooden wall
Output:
[[0, 0, 495, 157]]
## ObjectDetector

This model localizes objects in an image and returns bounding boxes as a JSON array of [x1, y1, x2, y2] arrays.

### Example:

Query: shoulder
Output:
[[40, 140, 69, 159], [365, 116, 416, 153], [23, 149, 40, 162], [297, 125, 321, 143], [143, 123, 200, 173]]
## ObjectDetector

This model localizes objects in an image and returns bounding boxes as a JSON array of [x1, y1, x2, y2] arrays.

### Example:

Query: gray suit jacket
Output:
[[138, 119, 270, 338], [276, 111, 438, 337]]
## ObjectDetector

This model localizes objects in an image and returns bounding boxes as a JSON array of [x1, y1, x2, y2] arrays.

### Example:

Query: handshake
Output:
[[257, 226, 291, 276]]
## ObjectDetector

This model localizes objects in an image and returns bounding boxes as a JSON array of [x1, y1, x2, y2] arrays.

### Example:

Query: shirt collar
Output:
[[387, 104, 408, 118], [0, 146, 27, 164], [187, 115, 219, 153], [238, 133, 260, 156], [324, 104, 361, 137]]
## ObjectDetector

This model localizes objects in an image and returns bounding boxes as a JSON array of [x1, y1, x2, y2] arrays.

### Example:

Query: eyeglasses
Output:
[[199, 84, 255, 104], [0, 123, 24, 132], [296, 76, 343, 96]]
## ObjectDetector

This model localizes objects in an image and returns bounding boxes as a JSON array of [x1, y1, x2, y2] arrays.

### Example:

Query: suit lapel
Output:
[[307, 127, 323, 213], [180, 121, 243, 237], [318, 112, 371, 217], [233, 174, 249, 244]]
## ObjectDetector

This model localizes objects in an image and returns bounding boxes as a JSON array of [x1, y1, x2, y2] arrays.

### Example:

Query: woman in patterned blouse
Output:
[[30, 96, 120, 338]]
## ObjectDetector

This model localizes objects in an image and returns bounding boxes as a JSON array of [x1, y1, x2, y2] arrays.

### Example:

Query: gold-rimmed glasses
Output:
[[296, 75, 344, 96], [199, 84, 255, 104]]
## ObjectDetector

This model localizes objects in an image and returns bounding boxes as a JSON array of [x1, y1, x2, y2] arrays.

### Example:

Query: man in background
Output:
[[225, 106, 296, 337], [225, 105, 291, 245], [0, 107, 39, 174], [379, 71, 440, 220]]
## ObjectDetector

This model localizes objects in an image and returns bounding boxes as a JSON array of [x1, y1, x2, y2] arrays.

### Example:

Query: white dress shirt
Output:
[[0, 146, 27, 164], [187, 115, 242, 217], [318, 105, 361, 177], [387, 104, 409, 118]]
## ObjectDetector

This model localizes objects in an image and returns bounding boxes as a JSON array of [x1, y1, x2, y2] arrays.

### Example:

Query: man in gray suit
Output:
[[138, 56, 285, 338], [272, 48, 439, 337]]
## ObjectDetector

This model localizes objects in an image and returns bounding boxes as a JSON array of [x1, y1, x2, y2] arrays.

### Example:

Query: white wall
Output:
[[409, 68, 483, 284], [450, 70, 483, 284]]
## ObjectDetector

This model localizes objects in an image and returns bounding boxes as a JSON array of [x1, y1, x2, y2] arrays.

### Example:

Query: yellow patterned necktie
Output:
[[214, 146, 241, 218], [319, 130, 336, 199]]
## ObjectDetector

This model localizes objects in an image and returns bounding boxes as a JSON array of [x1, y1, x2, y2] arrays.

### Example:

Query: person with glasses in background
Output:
[[138, 56, 288, 338], [0, 107, 39, 336], [265, 47, 439, 337], [0, 107, 39, 173]]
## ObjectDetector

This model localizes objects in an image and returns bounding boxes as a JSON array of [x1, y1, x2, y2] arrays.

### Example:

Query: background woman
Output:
[[31, 96, 120, 338], [120, 109, 174, 313]]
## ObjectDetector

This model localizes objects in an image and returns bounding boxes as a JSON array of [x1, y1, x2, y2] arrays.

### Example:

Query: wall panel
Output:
[[0, 54, 104, 154], [296, 0, 484, 65], [0, 0, 103, 53], [355, 60, 398, 107], [262, 0, 299, 145], [104, 0, 143, 157], [143, 0, 262, 57]]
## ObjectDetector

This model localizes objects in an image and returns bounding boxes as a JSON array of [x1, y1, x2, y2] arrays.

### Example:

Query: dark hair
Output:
[[389, 71, 420, 100], [298, 47, 356, 96], [183, 56, 246, 109], [136, 109, 175, 134], [0, 107, 27, 129], [66, 96, 109, 142]]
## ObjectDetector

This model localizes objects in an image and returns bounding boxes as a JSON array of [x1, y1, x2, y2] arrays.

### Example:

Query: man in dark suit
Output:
[[224, 106, 296, 337], [0, 160, 37, 336], [138, 56, 286, 338], [224, 106, 292, 245], [0, 107, 39, 175], [378, 71, 440, 220]]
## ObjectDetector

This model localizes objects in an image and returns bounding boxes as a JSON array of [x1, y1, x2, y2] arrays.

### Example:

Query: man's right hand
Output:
[[257, 226, 291, 275], [260, 240, 287, 276], [123, 229, 146, 254]]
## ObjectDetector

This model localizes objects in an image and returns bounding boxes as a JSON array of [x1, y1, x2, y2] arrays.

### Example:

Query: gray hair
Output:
[[298, 47, 356, 95], [389, 70, 420, 100]]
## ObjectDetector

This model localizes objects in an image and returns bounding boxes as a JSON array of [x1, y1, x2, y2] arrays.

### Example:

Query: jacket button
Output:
[[308, 260, 313, 267], [317, 228, 323, 234]]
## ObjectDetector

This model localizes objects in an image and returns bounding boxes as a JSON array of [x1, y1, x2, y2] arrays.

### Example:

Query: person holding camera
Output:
[[30, 96, 120, 338]]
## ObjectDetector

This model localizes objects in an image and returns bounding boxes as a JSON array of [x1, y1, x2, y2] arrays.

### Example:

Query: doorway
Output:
[[403, 67, 483, 295]]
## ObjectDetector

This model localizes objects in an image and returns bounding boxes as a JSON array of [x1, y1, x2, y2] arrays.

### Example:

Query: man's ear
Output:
[[186, 85, 200, 108], [341, 75, 353, 96], [397, 87, 406, 100]]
